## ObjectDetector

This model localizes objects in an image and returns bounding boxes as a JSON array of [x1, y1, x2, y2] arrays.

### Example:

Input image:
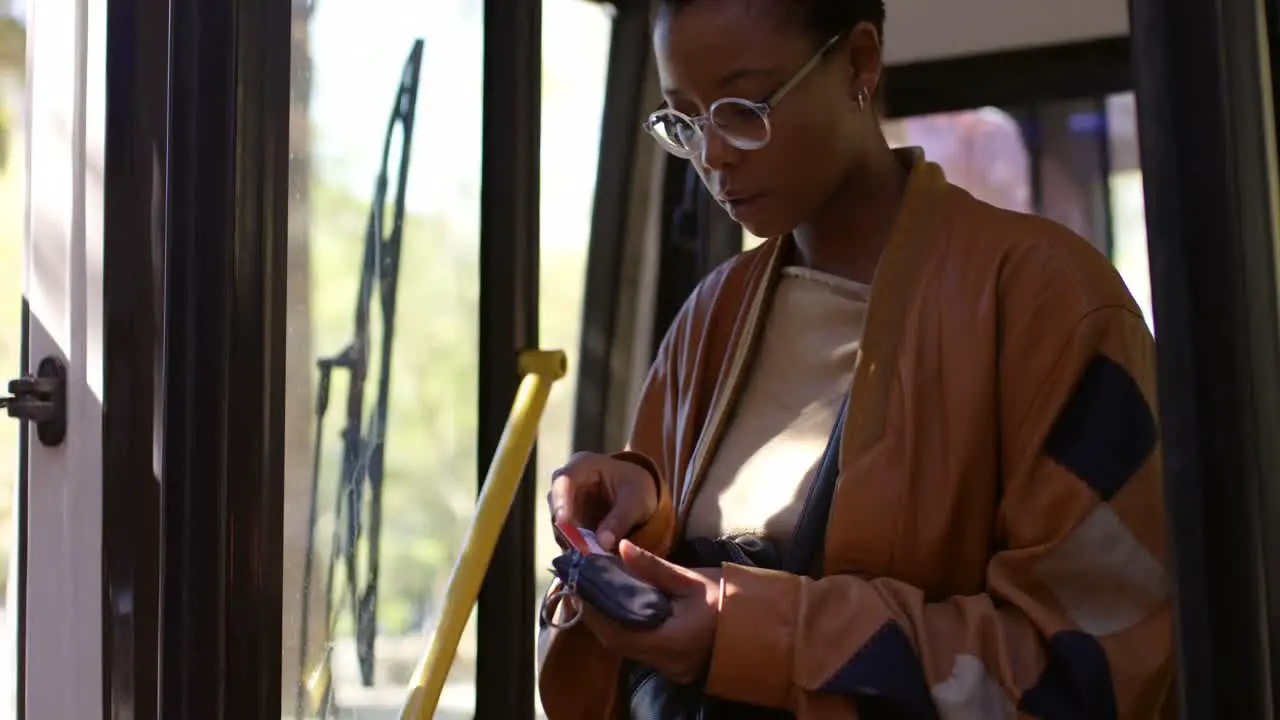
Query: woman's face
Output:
[[652, 1, 884, 238]]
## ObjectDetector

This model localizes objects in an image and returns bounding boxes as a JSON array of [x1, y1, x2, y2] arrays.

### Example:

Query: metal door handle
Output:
[[1, 356, 67, 447]]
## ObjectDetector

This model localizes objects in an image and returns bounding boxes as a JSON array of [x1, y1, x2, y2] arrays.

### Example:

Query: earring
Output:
[[856, 87, 870, 111]]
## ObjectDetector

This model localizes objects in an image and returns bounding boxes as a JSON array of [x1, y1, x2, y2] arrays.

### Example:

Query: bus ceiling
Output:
[[883, 0, 1128, 65], [583, 0, 1131, 66]]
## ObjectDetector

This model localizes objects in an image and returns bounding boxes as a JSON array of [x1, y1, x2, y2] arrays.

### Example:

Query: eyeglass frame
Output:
[[643, 33, 845, 160]]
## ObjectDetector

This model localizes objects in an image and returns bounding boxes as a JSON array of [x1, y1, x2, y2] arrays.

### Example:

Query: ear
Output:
[[841, 21, 884, 103]]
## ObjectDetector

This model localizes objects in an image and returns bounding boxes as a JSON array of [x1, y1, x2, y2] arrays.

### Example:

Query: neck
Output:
[[791, 142, 907, 284]]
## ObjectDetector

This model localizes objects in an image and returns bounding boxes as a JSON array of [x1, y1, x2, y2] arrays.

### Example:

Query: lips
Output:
[[719, 192, 767, 216]]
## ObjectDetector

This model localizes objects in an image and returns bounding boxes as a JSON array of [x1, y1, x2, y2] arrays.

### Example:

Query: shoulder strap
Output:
[[783, 395, 848, 577]]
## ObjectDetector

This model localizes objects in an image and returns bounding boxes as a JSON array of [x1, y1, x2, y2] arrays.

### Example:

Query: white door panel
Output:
[[23, 0, 104, 716]]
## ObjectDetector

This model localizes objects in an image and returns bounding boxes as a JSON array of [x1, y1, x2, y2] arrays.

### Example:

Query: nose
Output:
[[697, 126, 735, 172]]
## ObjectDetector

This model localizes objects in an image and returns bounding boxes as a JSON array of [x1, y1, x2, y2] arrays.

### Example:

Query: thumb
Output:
[[595, 504, 640, 553], [619, 540, 700, 594]]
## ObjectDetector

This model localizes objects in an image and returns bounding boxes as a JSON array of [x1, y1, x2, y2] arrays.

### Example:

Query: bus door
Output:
[[16, 0, 109, 716], [17, 0, 289, 716]]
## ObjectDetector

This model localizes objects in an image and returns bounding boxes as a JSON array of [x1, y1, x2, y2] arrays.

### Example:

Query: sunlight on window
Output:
[[1105, 93, 1154, 334], [0, 11, 23, 717], [1109, 169, 1152, 332], [534, 2, 613, 717]]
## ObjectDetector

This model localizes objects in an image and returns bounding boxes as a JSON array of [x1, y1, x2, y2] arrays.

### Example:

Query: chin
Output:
[[720, 193, 796, 240], [735, 216, 790, 241]]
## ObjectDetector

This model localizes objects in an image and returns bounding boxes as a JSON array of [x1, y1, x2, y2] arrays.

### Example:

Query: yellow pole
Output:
[[399, 349, 568, 720]]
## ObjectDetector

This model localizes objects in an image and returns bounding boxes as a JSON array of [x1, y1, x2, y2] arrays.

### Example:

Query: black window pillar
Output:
[[476, 0, 541, 717], [574, 0, 652, 453], [160, 0, 291, 716], [101, 0, 171, 715], [1131, 0, 1280, 715]]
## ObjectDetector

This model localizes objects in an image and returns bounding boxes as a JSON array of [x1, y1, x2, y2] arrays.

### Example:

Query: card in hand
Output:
[[555, 521, 610, 555]]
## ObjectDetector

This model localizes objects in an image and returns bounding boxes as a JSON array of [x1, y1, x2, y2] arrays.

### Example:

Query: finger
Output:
[[548, 470, 578, 524], [619, 540, 702, 594], [594, 504, 640, 552]]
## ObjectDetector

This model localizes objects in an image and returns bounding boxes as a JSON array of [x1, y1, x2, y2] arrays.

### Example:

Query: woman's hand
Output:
[[580, 541, 722, 684], [548, 452, 659, 551]]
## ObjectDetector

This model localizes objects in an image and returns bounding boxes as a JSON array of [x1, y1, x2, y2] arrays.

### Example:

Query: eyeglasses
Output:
[[644, 34, 843, 160]]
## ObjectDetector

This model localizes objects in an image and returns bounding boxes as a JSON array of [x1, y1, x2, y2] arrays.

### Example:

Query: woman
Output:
[[538, 0, 1173, 717]]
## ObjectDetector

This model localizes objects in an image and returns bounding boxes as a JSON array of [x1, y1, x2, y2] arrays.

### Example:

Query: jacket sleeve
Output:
[[703, 304, 1174, 719], [608, 333, 680, 557]]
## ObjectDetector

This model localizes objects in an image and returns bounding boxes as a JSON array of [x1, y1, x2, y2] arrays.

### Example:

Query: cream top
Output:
[[684, 266, 869, 549]]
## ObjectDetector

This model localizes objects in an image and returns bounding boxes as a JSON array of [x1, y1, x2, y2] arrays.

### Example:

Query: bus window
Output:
[[746, 108, 1032, 252], [1105, 92, 1153, 332], [884, 107, 1033, 213], [281, 3, 483, 718], [885, 97, 1153, 330], [534, 1, 613, 715], [744, 97, 1153, 333]]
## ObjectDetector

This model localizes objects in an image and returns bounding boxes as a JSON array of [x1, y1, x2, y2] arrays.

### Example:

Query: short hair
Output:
[[653, 0, 886, 46]]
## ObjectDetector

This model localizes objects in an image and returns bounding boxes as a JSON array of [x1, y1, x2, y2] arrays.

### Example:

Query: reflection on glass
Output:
[[0, 8, 23, 716], [533, 3, 612, 717]]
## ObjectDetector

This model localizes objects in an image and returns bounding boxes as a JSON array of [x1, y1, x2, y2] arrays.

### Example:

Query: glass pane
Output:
[[0, 6, 21, 716], [282, 2, 483, 718], [1105, 92, 1154, 333], [740, 101, 1154, 334], [744, 108, 1032, 252], [884, 107, 1033, 213], [1272, 0, 1279, 138], [534, 2, 611, 716]]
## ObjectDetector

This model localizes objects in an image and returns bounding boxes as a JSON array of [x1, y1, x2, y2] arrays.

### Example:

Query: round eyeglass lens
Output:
[[647, 111, 699, 155], [708, 99, 770, 149]]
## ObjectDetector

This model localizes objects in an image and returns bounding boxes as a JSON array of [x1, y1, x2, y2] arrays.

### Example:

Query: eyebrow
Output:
[[660, 66, 779, 99], [715, 67, 777, 87]]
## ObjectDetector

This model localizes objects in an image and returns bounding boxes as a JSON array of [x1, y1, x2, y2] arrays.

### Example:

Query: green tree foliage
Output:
[[0, 83, 19, 595], [305, 174, 585, 637], [0, 17, 21, 72], [0, 16, 22, 172], [0, 93, 8, 172]]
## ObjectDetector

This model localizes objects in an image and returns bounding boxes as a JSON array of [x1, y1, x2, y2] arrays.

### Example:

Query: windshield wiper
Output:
[[297, 37, 424, 718]]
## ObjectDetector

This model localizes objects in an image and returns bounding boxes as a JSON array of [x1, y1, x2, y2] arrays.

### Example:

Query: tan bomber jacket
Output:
[[538, 152, 1173, 719]]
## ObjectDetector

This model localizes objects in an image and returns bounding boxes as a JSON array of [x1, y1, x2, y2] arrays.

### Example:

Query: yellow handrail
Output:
[[399, 348, 568, 720]]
